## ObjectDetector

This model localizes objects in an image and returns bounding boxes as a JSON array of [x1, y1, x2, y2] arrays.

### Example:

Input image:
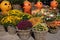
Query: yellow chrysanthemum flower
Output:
[[1, 16, 22, 25]]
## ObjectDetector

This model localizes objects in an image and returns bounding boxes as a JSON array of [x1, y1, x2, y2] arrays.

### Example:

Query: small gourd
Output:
[[35, 0, 43, 10], [23, 0, 31, 14], [0, 1, 11, 15], [50, 0, 58, 9]]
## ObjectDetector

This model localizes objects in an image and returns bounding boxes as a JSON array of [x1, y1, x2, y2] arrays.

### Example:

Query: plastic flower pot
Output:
[[7, 26, 16, 35], [32, 29, 48, 40], [17, 29, 31, 40]]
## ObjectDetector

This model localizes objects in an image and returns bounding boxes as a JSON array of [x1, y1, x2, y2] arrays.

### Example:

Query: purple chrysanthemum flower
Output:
[[17, 20, 33, 30]]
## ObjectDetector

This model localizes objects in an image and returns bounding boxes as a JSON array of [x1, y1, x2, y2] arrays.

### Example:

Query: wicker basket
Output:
[[46, 20, 60, 34], [7, 26, 16, 35], [17, 30, 31, 40], [33, 30, 47, 40]]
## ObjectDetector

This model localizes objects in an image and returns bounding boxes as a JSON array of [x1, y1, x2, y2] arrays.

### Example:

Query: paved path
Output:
[[0, 6, 60, 40], [0, 30, 60, 40], [46, 30, 60, 40]]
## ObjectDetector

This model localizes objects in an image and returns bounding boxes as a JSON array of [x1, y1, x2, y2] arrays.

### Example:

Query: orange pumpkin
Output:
[[0, 1, 11, 15], [23, 0, 31, 14], [50, 0, 58, 9], [35, 0, 43, 10]]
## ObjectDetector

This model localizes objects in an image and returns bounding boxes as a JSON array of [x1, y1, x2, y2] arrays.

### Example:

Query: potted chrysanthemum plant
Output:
[[17, 20, 33, 40], [44, 9, 59, 34], [1, 16, 22, 35], [32, 23, 48, 40]]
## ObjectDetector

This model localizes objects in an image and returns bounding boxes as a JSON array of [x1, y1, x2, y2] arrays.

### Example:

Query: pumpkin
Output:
[[28, 16, 44, 25], [50, 0, 58, 9], [35, 0, 43, 10], [0, 1, 11, 15], [23, 0, 31, 14]]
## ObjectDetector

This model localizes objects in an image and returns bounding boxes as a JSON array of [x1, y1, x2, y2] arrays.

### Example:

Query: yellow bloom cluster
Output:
[[7, 9, 23, 16], [1, 9, 32, 26], [1, 16, 22, 25]]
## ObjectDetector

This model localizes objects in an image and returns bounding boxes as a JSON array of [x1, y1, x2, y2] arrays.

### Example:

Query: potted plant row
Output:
[[0, 9, 32, 35]]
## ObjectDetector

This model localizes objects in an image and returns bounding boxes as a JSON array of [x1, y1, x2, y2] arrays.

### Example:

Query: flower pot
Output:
[[33, 30, 47, 40], [7, 26, 16, 35], [17, 30, 31, 40], [48, 27, 59, 34], [12, 4, 21, 10]]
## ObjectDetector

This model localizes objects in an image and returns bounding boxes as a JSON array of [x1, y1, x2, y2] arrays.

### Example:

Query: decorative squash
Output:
[[23, 0, 31, 14], [35, 0, 43, 10], [0, 1, 11, 15], [50, 0, 58, 9]]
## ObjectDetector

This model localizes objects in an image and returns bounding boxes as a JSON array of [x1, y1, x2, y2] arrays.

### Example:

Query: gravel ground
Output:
[[0, 30, 60, 40]]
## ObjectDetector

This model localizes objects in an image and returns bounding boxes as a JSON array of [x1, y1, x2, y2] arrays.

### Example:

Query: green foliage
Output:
[[29, 0, 36, 2], [32, 12, 42, 17], [44, 16, 56, 22], [22, 13, 32, 20], [56, 13, 60, 20], [57, 0, 60, 9], [57, 0, 60, 3]]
